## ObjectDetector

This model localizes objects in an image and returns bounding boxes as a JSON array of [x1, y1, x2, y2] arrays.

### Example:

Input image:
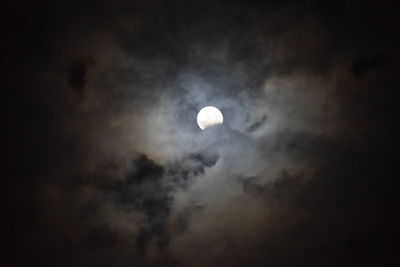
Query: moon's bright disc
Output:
[[197, 106, 223, 130]]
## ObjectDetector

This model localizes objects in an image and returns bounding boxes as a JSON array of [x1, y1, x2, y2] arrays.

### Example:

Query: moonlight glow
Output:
[[197, 106, 224, 130]]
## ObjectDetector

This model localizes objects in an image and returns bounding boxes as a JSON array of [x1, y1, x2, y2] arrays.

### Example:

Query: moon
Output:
[[197, 106, 224, 130]]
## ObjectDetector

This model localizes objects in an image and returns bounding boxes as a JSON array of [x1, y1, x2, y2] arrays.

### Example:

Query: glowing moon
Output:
[[197, 106, 224, 130]]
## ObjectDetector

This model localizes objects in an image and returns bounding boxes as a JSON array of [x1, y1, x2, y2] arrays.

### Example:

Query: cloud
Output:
[[4, 0, 399, 266], [68, 57, 95, 91]]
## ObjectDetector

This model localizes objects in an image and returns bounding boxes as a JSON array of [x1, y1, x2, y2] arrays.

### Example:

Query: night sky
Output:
[[3, 0, 399, 266]]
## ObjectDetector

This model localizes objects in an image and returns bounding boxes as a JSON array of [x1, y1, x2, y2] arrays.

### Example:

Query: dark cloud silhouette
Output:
[[351, 54, 388, 77], [3, 0, 399, 266], [68, 57, 95, 91]]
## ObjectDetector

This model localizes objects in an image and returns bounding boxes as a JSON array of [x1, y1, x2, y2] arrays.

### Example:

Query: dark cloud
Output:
[[3, 0, 399, 266], [351, 54, 388, 77], [68, 57, 95, 91]]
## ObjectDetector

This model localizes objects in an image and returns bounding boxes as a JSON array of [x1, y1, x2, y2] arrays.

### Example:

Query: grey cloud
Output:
[[5, 0, 399, 266]]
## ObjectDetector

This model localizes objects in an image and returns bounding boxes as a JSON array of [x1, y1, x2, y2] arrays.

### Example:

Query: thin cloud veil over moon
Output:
[[196, 106, 223, 130], [3, 0, 399, 267]]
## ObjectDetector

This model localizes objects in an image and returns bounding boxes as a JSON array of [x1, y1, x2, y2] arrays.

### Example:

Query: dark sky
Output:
[[3, 0, 399, 266]]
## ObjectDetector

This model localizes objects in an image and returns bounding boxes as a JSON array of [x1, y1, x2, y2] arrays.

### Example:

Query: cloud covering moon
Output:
[[197, 106, 223, 130]]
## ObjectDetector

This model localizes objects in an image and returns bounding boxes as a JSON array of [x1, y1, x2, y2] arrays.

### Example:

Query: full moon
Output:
[[197, 106, 224, 130]]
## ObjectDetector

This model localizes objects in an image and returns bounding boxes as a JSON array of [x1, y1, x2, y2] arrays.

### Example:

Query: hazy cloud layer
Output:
[[4, 0, 398, 266]]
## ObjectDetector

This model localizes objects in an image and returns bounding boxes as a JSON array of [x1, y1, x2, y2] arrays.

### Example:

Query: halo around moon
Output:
[[197, 106, 224, 130]]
